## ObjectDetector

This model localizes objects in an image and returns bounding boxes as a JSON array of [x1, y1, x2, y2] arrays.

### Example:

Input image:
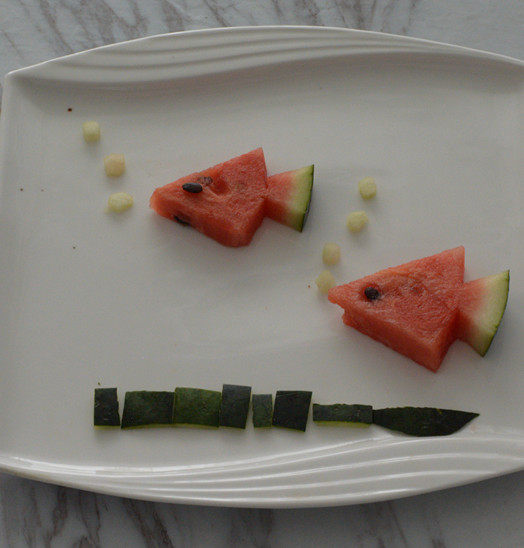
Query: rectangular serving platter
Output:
[[0, 27, 522, 507]]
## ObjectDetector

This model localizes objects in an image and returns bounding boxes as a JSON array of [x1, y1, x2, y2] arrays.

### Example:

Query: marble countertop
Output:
[[1, 1, 523, 546]]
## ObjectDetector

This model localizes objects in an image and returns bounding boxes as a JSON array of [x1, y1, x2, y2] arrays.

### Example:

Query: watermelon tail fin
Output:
[[457, 270, 509, 356]]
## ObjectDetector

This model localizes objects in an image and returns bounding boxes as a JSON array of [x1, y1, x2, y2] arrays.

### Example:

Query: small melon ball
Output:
[[346, 211, 368, 233], [315, 270, 336, 294], [104, 154, 126, 177], [322, 243, 341, 265], [358, 177, 377, 199], [107, 192, 133, 212], [82, 121, 100, 142]]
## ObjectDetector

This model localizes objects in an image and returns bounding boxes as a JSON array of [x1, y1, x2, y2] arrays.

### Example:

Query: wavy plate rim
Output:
[[1, 26, 523, 507]]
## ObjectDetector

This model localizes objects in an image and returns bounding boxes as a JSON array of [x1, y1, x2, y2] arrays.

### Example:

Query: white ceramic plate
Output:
[[0, 27, 522, 508]]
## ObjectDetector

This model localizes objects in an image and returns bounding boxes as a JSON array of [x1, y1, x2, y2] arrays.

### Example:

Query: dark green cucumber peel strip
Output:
[[96, 388, 479, 436], [372, 407, 479, 437], [313, 403, 372, 425], [121, 391, 174, 429], [272, 390, 312, 432], [252, 394, 273, 428], [94, 388, 120, 427], [174, 387, 221, 428], [219, 384, 252, 429]]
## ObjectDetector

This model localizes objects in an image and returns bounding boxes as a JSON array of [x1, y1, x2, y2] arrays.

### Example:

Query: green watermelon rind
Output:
[[267, 165, 314, 232], [372, 407, 480, 437], [272, 390, 312, 432], [459, 270, 510, 356], [252, 394, 273, 428], [312, 403, 372, 427], [121, 391, 174, 429], [290, 165, 314, 232], [94, 388, 120, 427], [173, 387, 222, 428], [219, 384, 252, 429]]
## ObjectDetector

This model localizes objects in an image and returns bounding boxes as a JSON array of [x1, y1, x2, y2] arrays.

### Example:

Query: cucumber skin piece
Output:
[[94, 388, 120, 427], [313, 404, 372, 425], [252, 394, 273, 428], [272, 390, 312, 432], [121, 391, 174, 429], [372, 407, 479, 436], [174, 387, 221, 428], [219, 384, 252, 429]]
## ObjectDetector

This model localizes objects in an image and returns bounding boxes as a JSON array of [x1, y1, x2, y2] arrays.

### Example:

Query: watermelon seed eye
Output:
[[364, 287, 380, 300], [174, 215, 191, 226], [182, 182, 203, 193]]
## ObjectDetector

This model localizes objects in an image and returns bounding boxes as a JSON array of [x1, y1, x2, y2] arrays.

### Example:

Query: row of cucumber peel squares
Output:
[[95, 385, 479, 437]]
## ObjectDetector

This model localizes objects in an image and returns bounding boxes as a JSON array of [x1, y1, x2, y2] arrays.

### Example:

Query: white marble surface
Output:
[[1, 1, 523, 546]]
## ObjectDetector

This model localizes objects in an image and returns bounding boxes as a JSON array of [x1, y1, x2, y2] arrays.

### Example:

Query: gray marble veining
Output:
[[0, 0, 523, 546], [1, 0, 523, 99], [1, 472, 523, 546]]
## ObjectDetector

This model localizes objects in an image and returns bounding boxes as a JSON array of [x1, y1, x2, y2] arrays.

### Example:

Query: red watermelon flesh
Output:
[[328, 247, 465, 372], [150, 148, 267, 247]]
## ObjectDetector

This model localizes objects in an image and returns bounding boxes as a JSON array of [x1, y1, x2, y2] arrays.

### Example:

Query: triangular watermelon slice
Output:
[[150, 149, 268, 247], [328, 247, 465, 372]]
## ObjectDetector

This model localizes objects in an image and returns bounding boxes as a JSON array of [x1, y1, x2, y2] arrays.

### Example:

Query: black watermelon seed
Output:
[[197, 176, 213, 186], [174, 215, 190, 226], [364, 286, 380, 301], [182, 182, 203, 193]]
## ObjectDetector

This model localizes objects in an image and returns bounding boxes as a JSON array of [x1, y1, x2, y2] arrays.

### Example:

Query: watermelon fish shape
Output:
[[328, 247, 509, 372], [150, 149, 314, 247], [150, 148, 268, 247]]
